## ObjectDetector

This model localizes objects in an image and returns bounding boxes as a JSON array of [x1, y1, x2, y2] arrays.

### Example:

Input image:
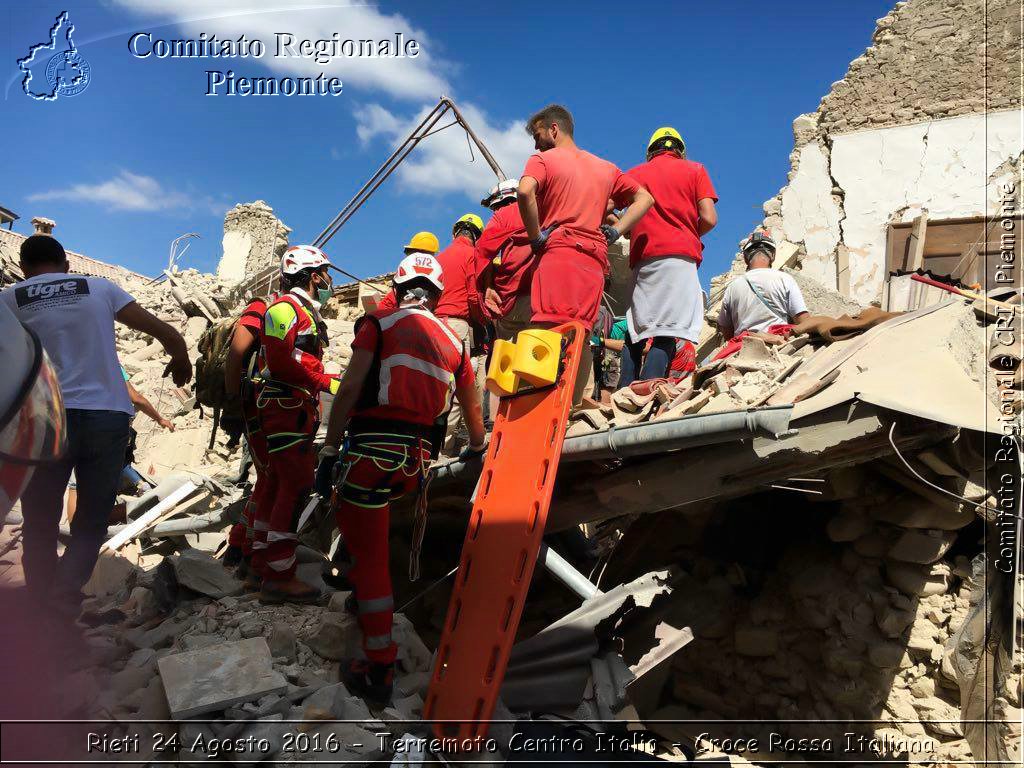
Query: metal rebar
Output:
[[313, 100, 451, 247], [446, 97, 507, 180]]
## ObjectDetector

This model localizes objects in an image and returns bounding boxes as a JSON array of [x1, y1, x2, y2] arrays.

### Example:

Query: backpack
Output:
[[195, 317, 241, 416], [194, 297, 268, 448]]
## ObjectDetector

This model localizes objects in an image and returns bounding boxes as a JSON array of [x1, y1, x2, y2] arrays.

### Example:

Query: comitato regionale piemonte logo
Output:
[[18, 11, 92, 100]]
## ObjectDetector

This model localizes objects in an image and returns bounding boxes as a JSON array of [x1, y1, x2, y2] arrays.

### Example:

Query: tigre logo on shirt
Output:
[[15, 277, 90, 307]]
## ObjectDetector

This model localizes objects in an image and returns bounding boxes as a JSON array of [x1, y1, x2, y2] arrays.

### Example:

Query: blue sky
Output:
[[1, 1, 895, 285]]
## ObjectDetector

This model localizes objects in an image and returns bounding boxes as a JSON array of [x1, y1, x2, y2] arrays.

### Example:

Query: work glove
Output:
[[315, 446, 340, 499], [599, 224, 620, 245], [458, 440, 489, 463], [529, 225, 556, 255]]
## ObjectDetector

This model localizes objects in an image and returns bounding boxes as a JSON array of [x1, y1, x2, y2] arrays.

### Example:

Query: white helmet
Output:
[[280, 245, 331, 277], [394, 253, 444, 293], [481, 178, 519, 210], [740, 230, 777, 262]]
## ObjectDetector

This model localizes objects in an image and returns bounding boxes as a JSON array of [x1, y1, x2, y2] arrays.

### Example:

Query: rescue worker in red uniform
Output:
[[517, 104, 654, 403], [374, 232, 440, 312], [223, 294, 275, 578], [255, 245, 340, 604], [316, 252, 486, 704], [475, 179, 533, 339]]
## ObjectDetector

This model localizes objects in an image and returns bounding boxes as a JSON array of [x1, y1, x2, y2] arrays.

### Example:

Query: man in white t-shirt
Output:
[[0, 235, 191, 615], [717, 231, 809, 346]]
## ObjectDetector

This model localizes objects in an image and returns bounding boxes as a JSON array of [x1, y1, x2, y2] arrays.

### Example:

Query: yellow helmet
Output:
[[403, 231, 440, 255], [647, 126, 685, 158], [453, 213, 484, 237]]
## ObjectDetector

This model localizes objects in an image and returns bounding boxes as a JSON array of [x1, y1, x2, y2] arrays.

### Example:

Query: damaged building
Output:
[[0, 0, 1020, 764]]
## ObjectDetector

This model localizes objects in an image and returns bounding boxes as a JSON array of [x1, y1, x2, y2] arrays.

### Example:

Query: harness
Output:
[[334, 427, 434, 581]]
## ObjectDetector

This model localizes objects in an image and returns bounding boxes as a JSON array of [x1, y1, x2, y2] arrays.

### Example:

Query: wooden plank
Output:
[[906, 212, 929, 271], [102, 481, 199, 551]]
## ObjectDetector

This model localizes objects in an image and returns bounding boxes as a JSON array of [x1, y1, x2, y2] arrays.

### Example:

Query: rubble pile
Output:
[[116, 269, 242, 479], [63, 546, 434, 764], [571, 332, 829, 436], [610, 461, 1013, 765]]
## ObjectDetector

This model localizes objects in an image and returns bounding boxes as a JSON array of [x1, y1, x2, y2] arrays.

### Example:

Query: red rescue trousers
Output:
[[251, 391, 318, 581], [333, 433, 430, 664], [228, 395, 270, 557], [530, 246, 605, 331]]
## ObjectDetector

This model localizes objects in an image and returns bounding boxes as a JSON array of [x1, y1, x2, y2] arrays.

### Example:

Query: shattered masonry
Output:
[[755, 0, 1023, 305], [0, 0, 1021, 764]]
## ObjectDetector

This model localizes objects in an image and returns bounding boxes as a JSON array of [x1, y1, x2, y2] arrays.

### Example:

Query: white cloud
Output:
[[111, 0, 450, 100], [29, 170, 224, 214], [355, 101, 534, 198]]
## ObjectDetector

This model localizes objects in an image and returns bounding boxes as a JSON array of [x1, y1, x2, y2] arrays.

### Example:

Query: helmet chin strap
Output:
[[399, 286, 433, 307]]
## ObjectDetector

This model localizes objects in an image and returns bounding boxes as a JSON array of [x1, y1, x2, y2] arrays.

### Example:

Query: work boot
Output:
[[259, 576, 319, 605], [223, 544, 243, 569], [235, 556, 251, 580], [341, 658, 394, 706], [243, 569, 262, 592]]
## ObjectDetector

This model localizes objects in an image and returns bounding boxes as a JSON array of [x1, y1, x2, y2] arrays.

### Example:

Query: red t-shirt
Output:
[[433, 237, 475, 320], [473, 204, 534, 317], [626, 153, 717, 267], [522, 146, 640, 261]]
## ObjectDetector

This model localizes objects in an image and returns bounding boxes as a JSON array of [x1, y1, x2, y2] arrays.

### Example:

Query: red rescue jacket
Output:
[[351, 305, 470, 428], [260, 289, 334, 395]]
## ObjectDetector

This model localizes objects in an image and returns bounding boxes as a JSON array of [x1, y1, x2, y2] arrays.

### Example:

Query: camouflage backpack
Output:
[[194, 316, 242, 418]]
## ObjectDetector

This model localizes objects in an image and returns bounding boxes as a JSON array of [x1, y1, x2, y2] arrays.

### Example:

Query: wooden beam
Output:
[[905, 212, 929, 271]]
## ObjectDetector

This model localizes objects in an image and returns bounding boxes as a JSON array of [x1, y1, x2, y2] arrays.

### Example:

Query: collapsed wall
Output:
[[610, 459, 1014, 765], [754, 0, 1022, 305], [216, 201, 291, 283]]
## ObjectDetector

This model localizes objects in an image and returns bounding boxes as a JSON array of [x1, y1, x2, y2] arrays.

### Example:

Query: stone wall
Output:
[[818, 0, 1021, 135], [619, 463, 1019, 765], [216, 201, 291, 283], [750, 0, 1023, 306]]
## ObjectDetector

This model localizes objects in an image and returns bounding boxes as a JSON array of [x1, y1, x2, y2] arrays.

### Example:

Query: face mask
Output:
[[314, 277, 333, 305]]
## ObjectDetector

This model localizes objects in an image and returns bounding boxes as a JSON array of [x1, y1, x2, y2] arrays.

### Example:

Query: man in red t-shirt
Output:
[[617, 127, 717, 388], [435, 214, 484, 453], [474, 179, 534, 340], [517, 104, 654, 403]]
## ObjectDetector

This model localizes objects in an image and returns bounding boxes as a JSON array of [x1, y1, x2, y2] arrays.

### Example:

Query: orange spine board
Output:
[[423, 322, 584, 746]]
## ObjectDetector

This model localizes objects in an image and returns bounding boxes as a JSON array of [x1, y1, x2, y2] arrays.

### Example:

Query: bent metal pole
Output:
[[313, 97, 506, 250]]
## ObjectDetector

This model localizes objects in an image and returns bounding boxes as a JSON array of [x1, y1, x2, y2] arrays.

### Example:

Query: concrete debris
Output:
[[157, 637, 288, 719], [300, 611, 361, 661], [171, 548, 244, 598]]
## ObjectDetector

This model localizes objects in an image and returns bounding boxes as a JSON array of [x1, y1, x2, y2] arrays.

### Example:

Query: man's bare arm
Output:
[[116, 302, 192, 386], [323, 348, 374, 449], [613, 187, 655, 236], [455, 378, 486, 449], [602, 338, 626, 352], [127, 381, 173, 430], [225, 325, 258, 396], [517, 177, 542, 241], [697, 198, 718, 236]]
